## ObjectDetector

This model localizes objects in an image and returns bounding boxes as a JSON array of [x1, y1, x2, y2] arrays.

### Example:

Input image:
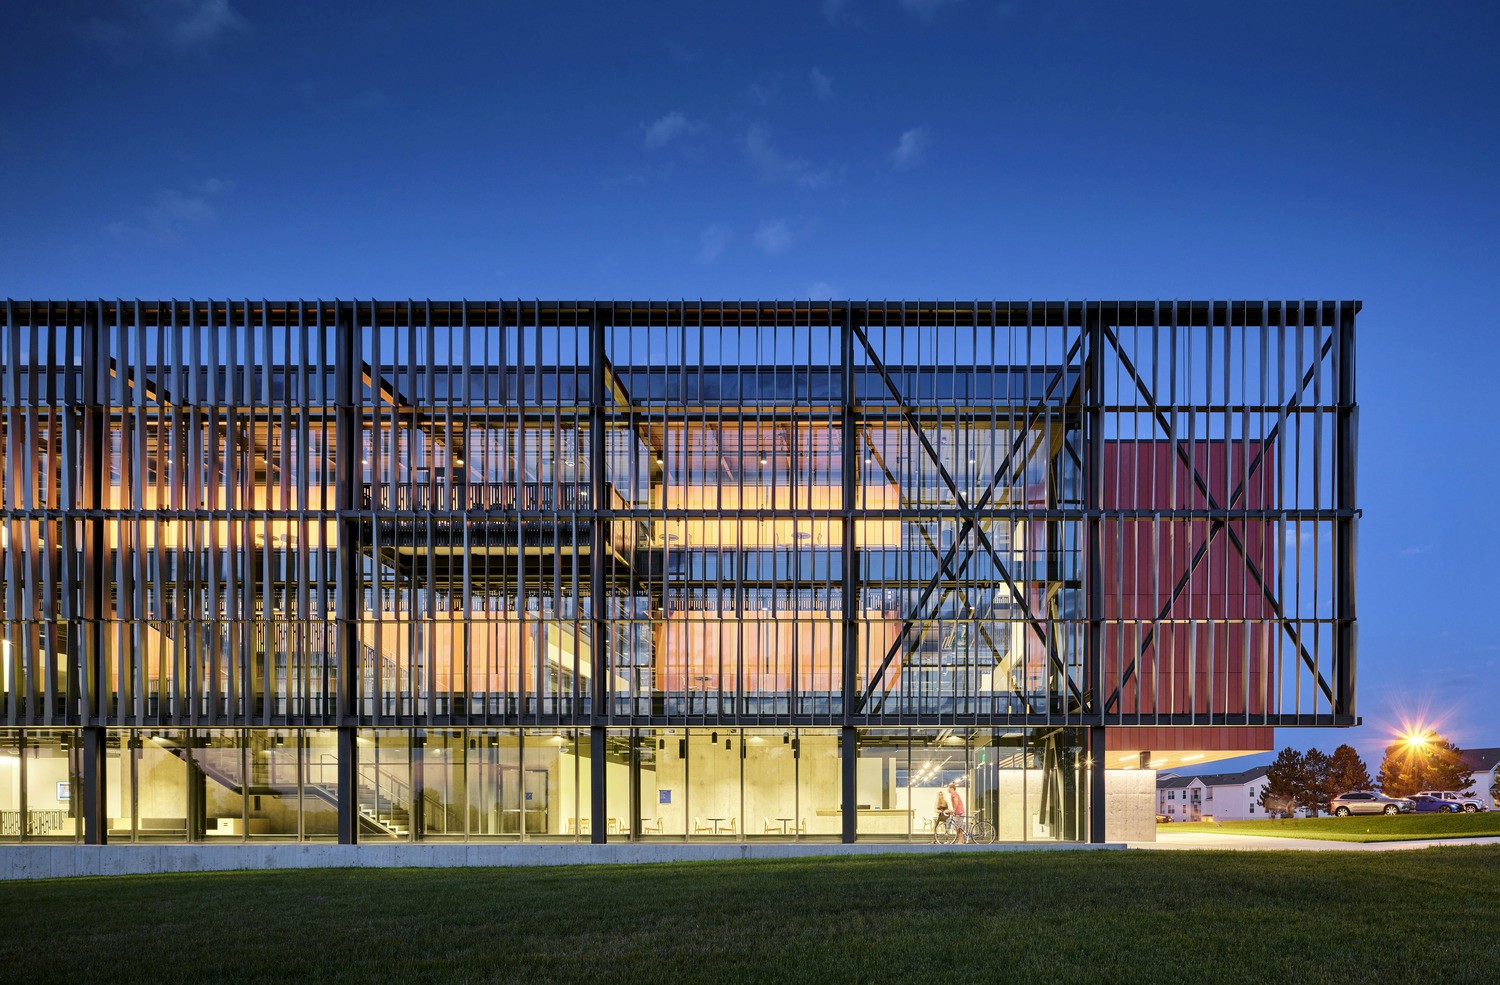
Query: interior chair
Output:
[[694, 816, 711, 834], [763, 816, 778, 833]]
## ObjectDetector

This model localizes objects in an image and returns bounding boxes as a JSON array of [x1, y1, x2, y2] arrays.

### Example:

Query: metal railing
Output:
[[361, 481, 592, 512], [0, 809, 70, 837]]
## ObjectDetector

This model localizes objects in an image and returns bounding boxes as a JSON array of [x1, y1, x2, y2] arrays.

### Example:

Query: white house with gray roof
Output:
[[1156, 766, 1273, 821], [1460, 747, 1500, 810]]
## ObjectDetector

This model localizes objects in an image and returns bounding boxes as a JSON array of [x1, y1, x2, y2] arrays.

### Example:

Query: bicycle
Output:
[[933, 810, 996, 845]]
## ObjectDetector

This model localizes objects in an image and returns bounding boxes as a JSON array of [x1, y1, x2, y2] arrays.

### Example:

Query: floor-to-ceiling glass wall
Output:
[[742, 729, 796, 837], [851, 727, 1089, 842], [0, 725, 1089, 844], [0, 729, 81, 842], [420, 730, 467, 841], [134, 730, 189, 842]]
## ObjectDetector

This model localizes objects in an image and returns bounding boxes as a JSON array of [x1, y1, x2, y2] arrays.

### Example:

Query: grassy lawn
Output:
[[3, 849, 1499, 984], [1161, 812, 1500, 842]]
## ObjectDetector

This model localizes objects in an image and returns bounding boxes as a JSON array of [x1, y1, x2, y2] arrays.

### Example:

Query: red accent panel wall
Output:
[[1101, 441, 1277, 717], [1105, 726, 1274, 754]]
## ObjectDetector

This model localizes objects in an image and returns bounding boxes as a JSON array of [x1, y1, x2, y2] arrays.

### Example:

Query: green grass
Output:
[[1161, 812, 1500, 842], [3, 849, 1499, 984]]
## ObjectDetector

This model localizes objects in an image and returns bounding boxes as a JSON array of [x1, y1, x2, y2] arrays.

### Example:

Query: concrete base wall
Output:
[[0, 840, 1123, 881], [1105, 769, 1157, 843]]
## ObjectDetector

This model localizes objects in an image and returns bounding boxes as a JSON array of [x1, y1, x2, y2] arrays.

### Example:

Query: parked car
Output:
[[1330, 791, 1414, 816], [1155, 813, 1172, 823], [1415, 790, 1485, 813], [1407, 793, 1461, 814]]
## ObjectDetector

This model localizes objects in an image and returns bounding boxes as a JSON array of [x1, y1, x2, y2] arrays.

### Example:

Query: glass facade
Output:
[[0, 300, 1358, 845]]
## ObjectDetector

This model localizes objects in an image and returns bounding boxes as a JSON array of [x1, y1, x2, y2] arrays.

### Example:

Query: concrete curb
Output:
[[0, 840, 1125, 880]]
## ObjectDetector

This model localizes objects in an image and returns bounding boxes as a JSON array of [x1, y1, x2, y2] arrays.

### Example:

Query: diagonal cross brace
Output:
[[851, 324, 1086, 712], [1099, 322, 1336, 713]]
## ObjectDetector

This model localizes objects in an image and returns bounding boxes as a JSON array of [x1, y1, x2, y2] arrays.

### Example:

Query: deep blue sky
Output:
[[4, 1, 1497, 771]]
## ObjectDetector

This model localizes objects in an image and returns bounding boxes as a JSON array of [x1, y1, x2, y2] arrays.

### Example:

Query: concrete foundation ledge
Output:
[[0, 841, 1124, 880]]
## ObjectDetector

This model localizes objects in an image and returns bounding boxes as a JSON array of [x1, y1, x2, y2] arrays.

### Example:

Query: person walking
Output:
[[946, 781, 966, 843]]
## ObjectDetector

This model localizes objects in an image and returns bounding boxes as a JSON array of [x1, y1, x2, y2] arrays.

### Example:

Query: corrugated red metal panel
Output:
[[1105, 726, 1274, 753], [1101, 440, 1277, 717]]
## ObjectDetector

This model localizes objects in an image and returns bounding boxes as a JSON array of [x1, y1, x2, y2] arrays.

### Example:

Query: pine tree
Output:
[[1375, 733, 1475, 798], [1325, 744, 1373, 799], [1302, 748, 1332, 816], [1258, 747, 1305, 818]]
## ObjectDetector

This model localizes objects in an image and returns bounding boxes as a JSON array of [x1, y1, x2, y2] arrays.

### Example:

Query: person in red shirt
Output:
[[946, 782, 966, 843]]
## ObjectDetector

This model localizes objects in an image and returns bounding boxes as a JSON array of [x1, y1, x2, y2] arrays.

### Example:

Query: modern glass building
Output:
[[0, 300, 1357, 845]]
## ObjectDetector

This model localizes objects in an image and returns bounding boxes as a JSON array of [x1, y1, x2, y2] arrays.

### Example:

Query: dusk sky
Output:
[[4, 1, 1497, 771]]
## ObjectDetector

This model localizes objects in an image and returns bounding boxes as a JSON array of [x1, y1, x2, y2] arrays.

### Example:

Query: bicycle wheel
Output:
[[934, 818, 958, 845], [972, 819, 996, 844]]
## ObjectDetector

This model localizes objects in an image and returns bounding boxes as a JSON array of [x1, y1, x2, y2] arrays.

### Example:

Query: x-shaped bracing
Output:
[[853, 326, 1088, 714], [1099, 323, 1337, 715]]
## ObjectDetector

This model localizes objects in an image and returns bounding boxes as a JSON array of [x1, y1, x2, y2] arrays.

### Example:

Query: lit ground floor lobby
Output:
[[0, 727, 1097, 845]]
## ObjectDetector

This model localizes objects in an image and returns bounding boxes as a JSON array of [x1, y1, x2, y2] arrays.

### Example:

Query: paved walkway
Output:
[[1135, 829, 1500, 852]]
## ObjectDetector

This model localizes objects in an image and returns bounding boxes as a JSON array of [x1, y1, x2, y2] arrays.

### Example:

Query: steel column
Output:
[[840, 725, 856, 843], [1088, 725, 1106, 843], [590, 725, 607, 844], [334, 301, 361, 844], [1084, 306, 1105, 722], [840, 306, 859, 843], [337, 724, 359, 844], [589, 309, 609, 843], [80, 724, 107, 844], [1335, 303, 1358, 718]]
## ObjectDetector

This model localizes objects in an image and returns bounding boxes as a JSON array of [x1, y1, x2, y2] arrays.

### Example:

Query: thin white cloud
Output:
[[753, 220, 794, 256], [810, 67, 834, 100], [745, 79, 780, 108], [107, 178, 234, 242], [168, 0, 248, 46], [743, 124, 838, 189], [897, 0, 965, 21], [808, 281, 840, 298], [822, 0, 854, 24], [88, 1, 250, 56], [642, 111, 698, 150], [891, 127, 929, 170], [699, 224, 732, 264]]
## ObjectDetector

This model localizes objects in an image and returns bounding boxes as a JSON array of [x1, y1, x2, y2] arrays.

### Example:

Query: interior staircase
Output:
[[152, 737, 424, 838]]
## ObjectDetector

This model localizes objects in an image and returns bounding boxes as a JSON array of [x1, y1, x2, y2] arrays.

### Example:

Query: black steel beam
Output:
[[1335, 302, 1358, 717], [0, 299, 1362, 330], [1088, 725, 1106, 843], [80, 724, 106, 844]]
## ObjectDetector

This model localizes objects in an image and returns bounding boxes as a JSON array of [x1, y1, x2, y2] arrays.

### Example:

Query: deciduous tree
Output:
[[1376, 733, 1475, 798]]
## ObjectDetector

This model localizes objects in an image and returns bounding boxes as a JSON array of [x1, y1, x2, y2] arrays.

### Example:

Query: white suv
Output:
[[1416, 790, 1485, 813]]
